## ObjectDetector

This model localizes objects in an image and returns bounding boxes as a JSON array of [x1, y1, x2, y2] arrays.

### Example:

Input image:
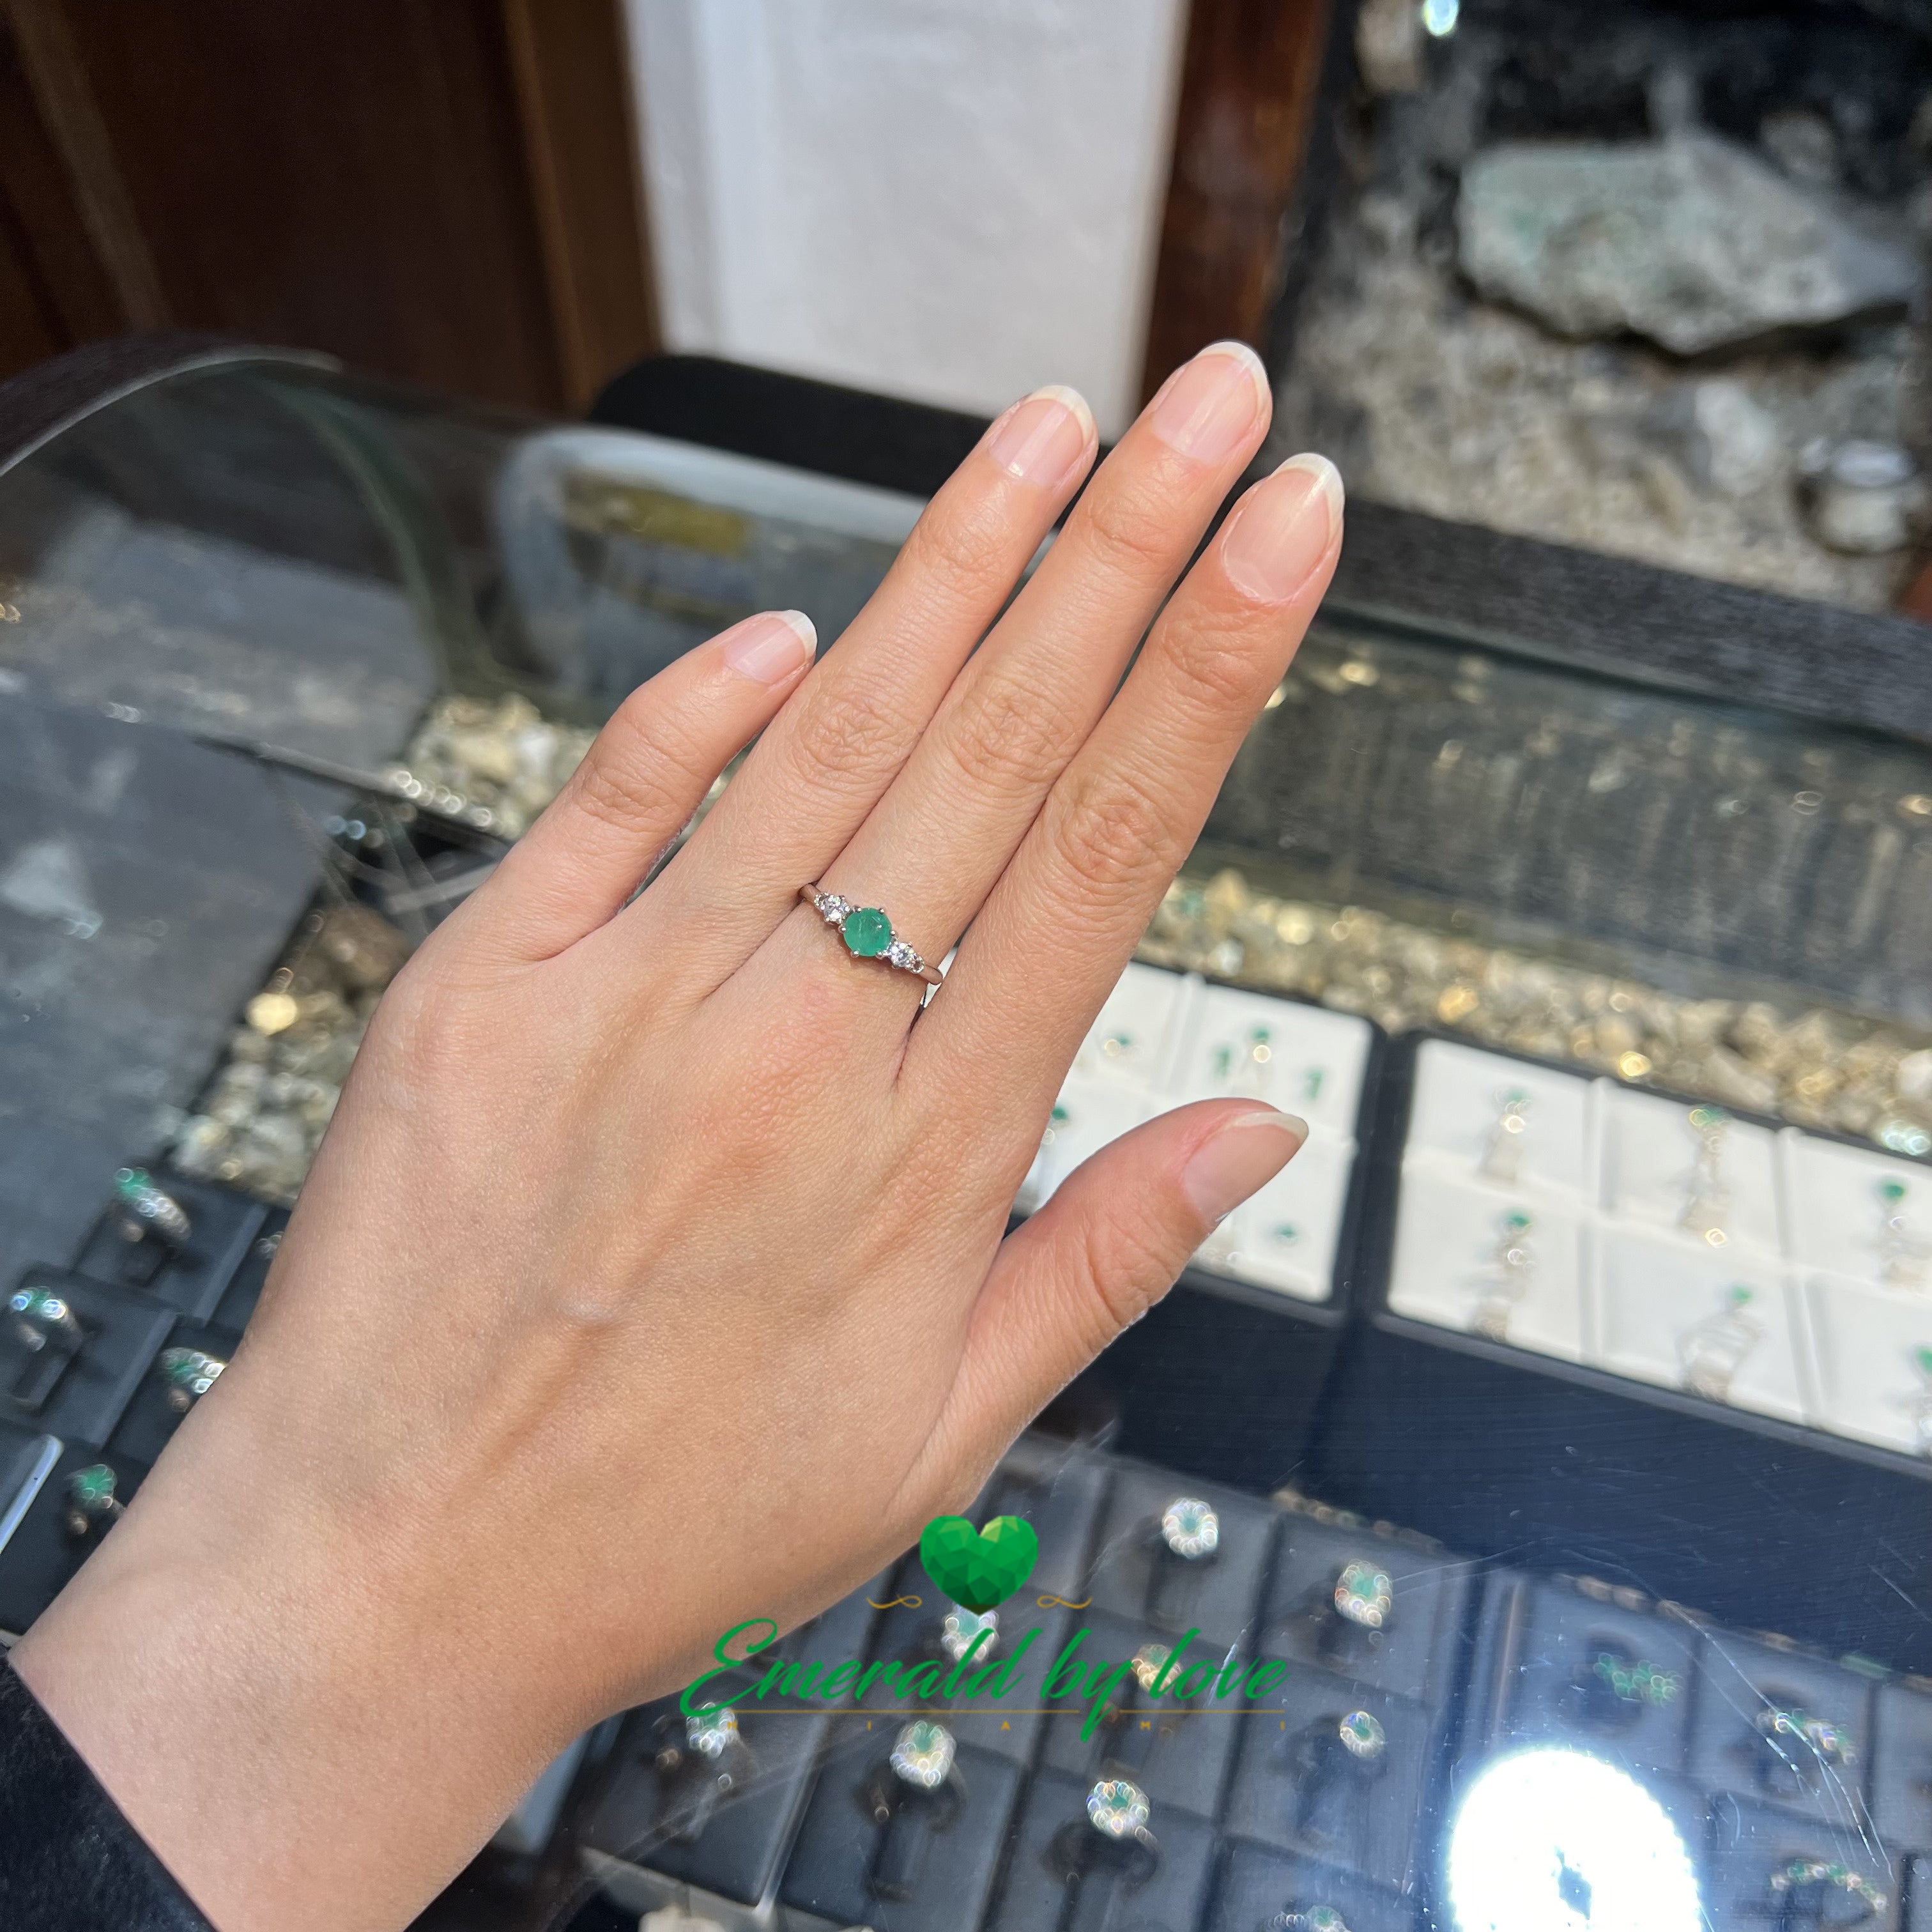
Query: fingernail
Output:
[[1181, 1108, 1308, 1225], [985, 385, 1096, 490], [721, 609, 817, 685], [1219, 454, 1345, 604], [1147, 341, 1271, 464]]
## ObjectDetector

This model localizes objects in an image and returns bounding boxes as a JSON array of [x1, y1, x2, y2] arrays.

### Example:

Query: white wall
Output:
[[624, 0, 1188, 441]]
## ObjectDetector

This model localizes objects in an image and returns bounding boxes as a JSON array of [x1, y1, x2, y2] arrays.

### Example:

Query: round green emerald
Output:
[[841, 907, 893, 958], [1880, 1179, 1909, 1204], [69, 1465, 115, 1507]]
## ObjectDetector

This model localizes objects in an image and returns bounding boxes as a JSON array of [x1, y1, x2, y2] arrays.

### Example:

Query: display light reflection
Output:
[[1446, 1747, 1701, 1932], [1421, 0, 1460, 36]]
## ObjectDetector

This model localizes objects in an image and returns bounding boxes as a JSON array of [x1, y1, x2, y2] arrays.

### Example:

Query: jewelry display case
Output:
[[5, 337, 1932, 1928]]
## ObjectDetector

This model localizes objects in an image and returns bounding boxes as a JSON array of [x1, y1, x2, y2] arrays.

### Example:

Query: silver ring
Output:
[[1678, 1284, 1760, 1405], [1679, 1105, 1733, 1244], [1271, 1909, 1353, 1932], [1768, 1859, 1885, 1916], [1085, 1777, 1155, 1852], [1756, 1705, 1853, 1767], [684, 1706, 742, 1760], [1160, 1497, 1219, 1561], [115, 1168, 192, 1247], [889, 1719, 957, 1791], [156, 1347, 227, 1413], [1878, 1176, 1928, 1288], [1338, 1709, 1386, 1763], [1471, 1209, 1534, 1342], [940, 1604, 999, 1664], [799, 885, 944, 986], [65, 1464, 123, 1538], [10, 1286, 83, 1353], [1480, 1086, 1531, 1183], [1333, 1560, 1394, 1630]]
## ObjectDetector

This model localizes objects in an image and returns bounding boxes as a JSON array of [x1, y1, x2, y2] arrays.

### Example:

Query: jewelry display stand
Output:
[[986, 1766, 1216, 1932], [0, 1443, 146, 1637], [573, 1674, 829, 1908], [1, 1268, 174, 1448], [72, 1175, 270, 1322], [1211, 1842, 1416, 1932], [778, 1735, 1021, 1932], [1328, 1031, 1932, 1673], [106, 1317, 242, 1467], [1037, 1609, 1241, 1820]]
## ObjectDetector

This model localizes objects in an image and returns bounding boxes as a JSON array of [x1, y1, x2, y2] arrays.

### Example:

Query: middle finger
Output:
[[793, 341, 1273, 998]]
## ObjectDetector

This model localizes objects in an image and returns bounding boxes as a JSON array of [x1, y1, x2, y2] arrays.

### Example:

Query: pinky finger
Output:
[[469, 610, 818, 960]]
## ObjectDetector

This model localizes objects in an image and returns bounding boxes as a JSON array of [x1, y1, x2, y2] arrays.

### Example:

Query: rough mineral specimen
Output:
[[1458, 135, 1920, 355]]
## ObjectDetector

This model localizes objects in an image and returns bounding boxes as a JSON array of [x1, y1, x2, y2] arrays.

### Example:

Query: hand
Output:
[[13, 342, 1341, 1932]]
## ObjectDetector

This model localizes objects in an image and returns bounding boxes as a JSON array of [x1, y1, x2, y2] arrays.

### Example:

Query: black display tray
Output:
[[72, 1172, 271, 1322], [0, 1442, 148, 1639], [1314, 1031, 1932, 1674], [1085, 974, 1386, 1496]]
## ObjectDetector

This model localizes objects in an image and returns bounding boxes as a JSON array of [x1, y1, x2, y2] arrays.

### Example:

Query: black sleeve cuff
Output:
[[0, 1661, 212, 1931]]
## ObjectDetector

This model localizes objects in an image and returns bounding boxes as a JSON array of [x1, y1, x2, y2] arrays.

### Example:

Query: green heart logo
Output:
[[918, 1514, 1039, 1613]]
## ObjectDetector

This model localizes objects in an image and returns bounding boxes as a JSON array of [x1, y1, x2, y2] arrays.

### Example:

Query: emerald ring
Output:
[[1085, 1777, 1156, 1851], [114, 1167, 192, 1248], [800, 885, 944, 986], [9, 1285, 83, 1353], [889, 1719, 958, 1791], [157, 1346, 227, 1414], [1768, 1859, 1885, 1916], [65, 1464, 124, 1539]]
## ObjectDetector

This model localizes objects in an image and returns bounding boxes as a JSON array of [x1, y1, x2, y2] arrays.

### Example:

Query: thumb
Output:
[[946, 1101, 1307, 1468]]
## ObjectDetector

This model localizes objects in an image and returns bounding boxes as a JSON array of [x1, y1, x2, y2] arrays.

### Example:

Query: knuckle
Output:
[[1046, 764, 1174, 908], [1073, 1211, 1173, 1347], [1164, 612, 1266, 712], [571, 711, 691, 838], [1075, 476, 1183, 582], [789, 678, 910, 791], [937, 670, 1076, 795], [903, 490, 1019, 595]]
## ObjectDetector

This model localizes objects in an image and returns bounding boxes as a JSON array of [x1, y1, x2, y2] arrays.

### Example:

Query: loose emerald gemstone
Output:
[[1727, 1284, 1754, 1308], [841, 906, 893, 957], [1880, 1179, 1909, 1204], [1916, 1346, 1932, 1376], [1503, 1211, 1532, 1233]]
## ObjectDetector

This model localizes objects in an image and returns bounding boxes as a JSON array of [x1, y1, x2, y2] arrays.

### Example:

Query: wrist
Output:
[[12, 1400, 571, 1932]]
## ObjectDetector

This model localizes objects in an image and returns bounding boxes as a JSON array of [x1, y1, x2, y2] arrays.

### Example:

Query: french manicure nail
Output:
[[721, 609, 817, 686], [1147, 341, 1271, 464], [985, 384, 1096, 490], [1219, 453, 1345, 604], [1181, 1108, 1309, 1225]]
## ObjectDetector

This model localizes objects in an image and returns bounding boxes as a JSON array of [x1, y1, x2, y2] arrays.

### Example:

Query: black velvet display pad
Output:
[[0, 1446, 146, 1639], [1208, 1841, 1415, 1932], [72, 1179, 268, 1324], [780, 1734, 1022, 1932], [1, 1271, 174, 1449], [985, 1765, 1216, 1932]]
